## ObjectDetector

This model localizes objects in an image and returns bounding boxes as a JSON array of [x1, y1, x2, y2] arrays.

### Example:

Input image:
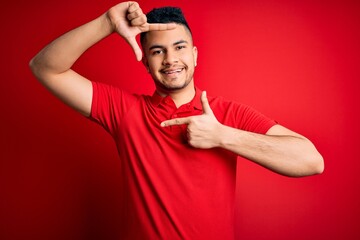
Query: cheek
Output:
[[181, 52, 196, 66], [147, 59, 161, 71]]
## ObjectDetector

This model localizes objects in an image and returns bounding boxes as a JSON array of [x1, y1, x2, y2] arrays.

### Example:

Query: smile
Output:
[[161, 68, 184, 75]]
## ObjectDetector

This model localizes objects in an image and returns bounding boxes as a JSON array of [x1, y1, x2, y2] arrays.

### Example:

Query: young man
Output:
[[30, 2, 324, 239]]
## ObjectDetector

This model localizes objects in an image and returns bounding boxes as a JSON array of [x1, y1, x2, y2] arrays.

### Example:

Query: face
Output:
[[142, 25, 198, 95]]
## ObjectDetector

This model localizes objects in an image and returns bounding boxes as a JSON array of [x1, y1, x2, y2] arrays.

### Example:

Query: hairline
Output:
[[140, 23, 193, 49]]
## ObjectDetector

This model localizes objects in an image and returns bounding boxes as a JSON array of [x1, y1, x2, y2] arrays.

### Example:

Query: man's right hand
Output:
[[107, 1, 176, 61]]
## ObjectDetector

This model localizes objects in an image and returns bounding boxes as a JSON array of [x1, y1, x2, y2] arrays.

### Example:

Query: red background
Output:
[[1, 0, 359, 239]]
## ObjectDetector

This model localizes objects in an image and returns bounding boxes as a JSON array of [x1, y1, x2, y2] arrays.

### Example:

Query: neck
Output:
[[156, 82, 196, 108]]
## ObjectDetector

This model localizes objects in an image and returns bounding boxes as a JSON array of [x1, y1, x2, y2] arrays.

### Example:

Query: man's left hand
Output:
[[161, 91, 224, 149]]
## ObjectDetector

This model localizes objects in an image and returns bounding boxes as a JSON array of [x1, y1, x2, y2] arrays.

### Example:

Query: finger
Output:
[[127, 2, 147, 26], [201, 91, 213, 114], [127, 1, 140, 13], [127, 8, 143, 21], [161, 117, 192, 127], [130, 14, 147, 26], [126, 37, 142, 61], [147, 22, 177, 31]]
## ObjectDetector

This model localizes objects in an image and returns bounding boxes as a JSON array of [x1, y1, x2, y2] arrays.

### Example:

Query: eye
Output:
[[151, 49, 164, 56], [176, 45, 186, 50]]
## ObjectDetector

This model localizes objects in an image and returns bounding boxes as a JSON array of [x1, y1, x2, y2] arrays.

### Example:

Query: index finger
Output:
[[161, 116, 191, 127], [147, 22, 177, 31]]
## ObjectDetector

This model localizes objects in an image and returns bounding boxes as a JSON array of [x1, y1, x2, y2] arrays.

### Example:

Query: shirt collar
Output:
[[151, 86, 203, 110]]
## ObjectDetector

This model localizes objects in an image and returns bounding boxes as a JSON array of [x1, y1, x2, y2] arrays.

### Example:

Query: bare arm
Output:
[[161, 92, 324, 177], [29, 14, 112, 116], [218, 124, 324, 177], [29, 2, 175, 117]]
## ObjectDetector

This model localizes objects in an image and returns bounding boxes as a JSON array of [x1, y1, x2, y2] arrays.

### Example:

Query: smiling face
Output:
[[142, 25, 198, 95]]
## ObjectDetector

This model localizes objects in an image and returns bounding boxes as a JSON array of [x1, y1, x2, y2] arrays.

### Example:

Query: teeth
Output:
[[164, 69, 182, 74]]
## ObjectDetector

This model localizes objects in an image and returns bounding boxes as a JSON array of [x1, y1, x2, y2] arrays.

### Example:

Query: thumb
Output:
[[201, 91, 213, 114], [126, 36, 142, 61]]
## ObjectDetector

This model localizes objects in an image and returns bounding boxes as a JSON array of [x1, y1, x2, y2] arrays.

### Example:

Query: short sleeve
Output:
[[89, 81, 139, 136], [210, 96, 277, 135], [234, 103, 277, 134]]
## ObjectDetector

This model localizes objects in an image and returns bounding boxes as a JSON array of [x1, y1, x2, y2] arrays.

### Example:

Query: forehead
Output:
[[142, 24, 193, 49]]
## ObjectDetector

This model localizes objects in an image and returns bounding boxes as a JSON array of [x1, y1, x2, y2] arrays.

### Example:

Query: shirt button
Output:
[[173, 114, 178, 118]]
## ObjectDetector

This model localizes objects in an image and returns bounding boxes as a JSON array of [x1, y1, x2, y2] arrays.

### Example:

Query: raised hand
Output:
[[161, 91, 224, 149], [107, 1, 176, 61]]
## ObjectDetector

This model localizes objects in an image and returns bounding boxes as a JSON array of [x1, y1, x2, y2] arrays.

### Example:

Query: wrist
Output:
[[217, 124, 240, 149], [215, 124, 229, 148], [103, 11, 115, 34]]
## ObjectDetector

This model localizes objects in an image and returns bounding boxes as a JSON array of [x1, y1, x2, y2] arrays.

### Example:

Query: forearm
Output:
[[30, 13, 113, 78], [218, 125, 324, 177]]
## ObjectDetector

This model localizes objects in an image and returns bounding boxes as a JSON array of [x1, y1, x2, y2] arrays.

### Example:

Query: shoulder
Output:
[[208, 94, 276, 133], [92, 81, 144, 101], [207, 94, 247, 112]]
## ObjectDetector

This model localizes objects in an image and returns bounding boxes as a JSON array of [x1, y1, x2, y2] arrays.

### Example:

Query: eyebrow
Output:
[[148, 40, 189, 51]]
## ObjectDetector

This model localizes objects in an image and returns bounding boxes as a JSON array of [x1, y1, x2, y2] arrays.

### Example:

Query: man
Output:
[[30, 2, 324, 239]]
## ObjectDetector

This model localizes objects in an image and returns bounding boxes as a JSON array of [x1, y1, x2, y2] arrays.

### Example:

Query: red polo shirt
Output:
[[90, 81, 276, 240]]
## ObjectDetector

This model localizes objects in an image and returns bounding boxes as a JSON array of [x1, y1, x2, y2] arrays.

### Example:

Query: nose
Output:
[[162, 50, 178, 65]]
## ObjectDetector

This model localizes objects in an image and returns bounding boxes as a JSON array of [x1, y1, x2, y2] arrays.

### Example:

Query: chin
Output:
[[160, 80, 192, 92]]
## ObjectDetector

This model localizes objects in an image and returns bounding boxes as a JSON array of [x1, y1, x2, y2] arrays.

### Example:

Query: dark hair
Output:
[[140, 7, 191, 46]]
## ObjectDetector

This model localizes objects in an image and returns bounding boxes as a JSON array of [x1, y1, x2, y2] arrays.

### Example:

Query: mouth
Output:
[[160, 68, 184, 76]]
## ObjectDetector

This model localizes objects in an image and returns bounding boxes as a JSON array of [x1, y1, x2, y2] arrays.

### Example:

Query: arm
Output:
[[29, 13, 111, 116], [161, 92, 324, 177], [218, 124, 324, 177], [29, 2, 175, 116]]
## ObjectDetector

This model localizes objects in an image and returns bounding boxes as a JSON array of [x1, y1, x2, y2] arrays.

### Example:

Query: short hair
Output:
[[140, 7, 192, 46]]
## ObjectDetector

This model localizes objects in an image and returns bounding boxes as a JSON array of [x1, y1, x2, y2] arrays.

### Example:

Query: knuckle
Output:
[[135, 9, 143, 17], [129, 2, 139, 11], [134, 15, 146, 25]]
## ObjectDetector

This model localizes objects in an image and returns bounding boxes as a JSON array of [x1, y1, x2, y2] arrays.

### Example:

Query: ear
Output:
[[193, 46, 198, 67]]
